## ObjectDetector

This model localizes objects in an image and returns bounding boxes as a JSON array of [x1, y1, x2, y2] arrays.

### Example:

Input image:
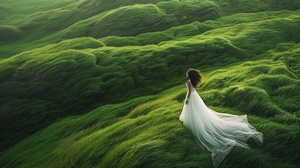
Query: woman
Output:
[[179, 68, 263, 167]]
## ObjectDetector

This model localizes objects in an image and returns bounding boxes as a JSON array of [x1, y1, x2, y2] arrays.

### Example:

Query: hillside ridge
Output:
[[0, 0, 300, 167]]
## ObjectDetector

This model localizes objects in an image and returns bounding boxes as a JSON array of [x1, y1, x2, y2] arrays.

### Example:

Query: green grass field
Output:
[[0, 0, 299, 167]]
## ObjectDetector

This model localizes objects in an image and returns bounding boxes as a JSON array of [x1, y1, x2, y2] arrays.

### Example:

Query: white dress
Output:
[[179, 80, 263, 167]]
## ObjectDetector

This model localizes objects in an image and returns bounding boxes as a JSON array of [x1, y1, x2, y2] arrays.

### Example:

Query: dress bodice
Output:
[[187, 80, 196, 92]]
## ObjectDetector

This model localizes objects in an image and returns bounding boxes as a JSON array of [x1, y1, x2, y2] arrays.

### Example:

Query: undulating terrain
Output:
[[0, 0, 299, 167]]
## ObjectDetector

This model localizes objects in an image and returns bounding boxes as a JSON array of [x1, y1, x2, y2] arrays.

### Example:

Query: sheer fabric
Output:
[[179, 80, 263, 167]]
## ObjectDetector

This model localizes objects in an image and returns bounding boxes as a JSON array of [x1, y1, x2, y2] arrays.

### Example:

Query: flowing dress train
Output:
[[179, 80, 263, 167]]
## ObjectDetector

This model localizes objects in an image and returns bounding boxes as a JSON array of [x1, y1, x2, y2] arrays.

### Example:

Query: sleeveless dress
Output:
[[179, 80, 263, 167]]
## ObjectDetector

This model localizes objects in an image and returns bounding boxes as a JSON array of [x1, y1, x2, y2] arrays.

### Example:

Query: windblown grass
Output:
[[0, 25, 23, 42], [0, 0, 300, 167], [1, 8, 299, 153], [1, 60, 299, 167]]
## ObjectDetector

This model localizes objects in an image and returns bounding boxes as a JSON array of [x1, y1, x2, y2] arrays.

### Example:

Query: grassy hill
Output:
[[0, 0, 300, 167]]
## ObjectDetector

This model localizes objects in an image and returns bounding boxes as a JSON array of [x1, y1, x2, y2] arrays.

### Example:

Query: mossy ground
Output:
[[0, 0, 299, 167]]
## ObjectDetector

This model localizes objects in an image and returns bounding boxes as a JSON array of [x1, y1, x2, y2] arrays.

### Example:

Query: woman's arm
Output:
[[186, 82, 191, 104]]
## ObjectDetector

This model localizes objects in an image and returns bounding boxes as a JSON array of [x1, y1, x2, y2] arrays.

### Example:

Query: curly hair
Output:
[[187, 68, 203, 88]]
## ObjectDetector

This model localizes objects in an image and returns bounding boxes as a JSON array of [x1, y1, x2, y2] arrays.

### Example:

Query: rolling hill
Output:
[[0, 0, 299, 167]]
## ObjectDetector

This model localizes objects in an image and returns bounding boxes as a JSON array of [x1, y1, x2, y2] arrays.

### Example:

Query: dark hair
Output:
[[187, 68, 203, 88]]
